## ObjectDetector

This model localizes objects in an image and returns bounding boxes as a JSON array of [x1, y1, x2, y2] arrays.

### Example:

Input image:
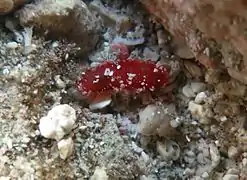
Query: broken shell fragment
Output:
[[182, 84, 196, 98], [57, 137, 74, 160], [157, 140, 180, 161], [182, 81, 206, 98], [89, 97, 112, 110]]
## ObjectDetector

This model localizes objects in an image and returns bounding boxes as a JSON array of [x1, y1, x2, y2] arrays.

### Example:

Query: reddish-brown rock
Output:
[[141, 0, 247, 85]]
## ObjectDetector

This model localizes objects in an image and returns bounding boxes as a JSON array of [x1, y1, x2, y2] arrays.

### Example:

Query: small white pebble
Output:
[[131, 141, 143, 154], [220, 116, 228, 122], [103, 42, 109, 47], [2, 68, 10, 75], [6, 42, 18, 49], [228, 146, 239, 158], [140, 175, 149, 180], [201, 172, 209, 178], [182, 84, 195, 98], [170, 119, 180, 128], [0, 176, 11, 180], [6, 139, 13, 149], [188, 101, 204, 117], [187, 152, 196, 158], [52, 41, 59, 48], [226, 168, 239, 175], [194, 92, 207, 104], [215, 140, 220, 146], [79, 125, 87, 132], [157, 140, 180, 161], [22, 137, 30, 143], [243, 152, 247, 157], [209, 143, 220, 168], [57, 137, 74, 160], [90, 166, 108, 180], [65, 53, 69, 60], [183, 168, 195, 175], [222, 174, 239, 180], [143, 47, 160, 61], [54, 75, 66, 89], [141, 151, 150, 164], [190, 82, 206, 94], [242, 158, 247, 167]]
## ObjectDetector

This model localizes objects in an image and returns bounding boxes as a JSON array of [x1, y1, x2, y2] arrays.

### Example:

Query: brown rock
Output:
[[183, 60, 203, 79], [140, 0, 247, 84], [17, 0, 100, 55], [216, 80, 246, 97], [0, 0, 13, 13], [0, 0, 32, 14], [172, 36, 194, 59]]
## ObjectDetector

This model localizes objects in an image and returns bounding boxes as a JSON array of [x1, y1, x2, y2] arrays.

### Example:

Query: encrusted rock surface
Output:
[[140, 0, 247, 85]]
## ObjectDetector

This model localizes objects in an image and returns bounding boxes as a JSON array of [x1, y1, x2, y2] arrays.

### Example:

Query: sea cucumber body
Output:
[[77, 59, 169, 98]]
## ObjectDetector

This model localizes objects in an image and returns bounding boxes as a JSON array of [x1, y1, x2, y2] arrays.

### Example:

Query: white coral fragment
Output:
[[38, 104, 76, 141], [22, 26, 36, 55], [57, 137, 74, 160]]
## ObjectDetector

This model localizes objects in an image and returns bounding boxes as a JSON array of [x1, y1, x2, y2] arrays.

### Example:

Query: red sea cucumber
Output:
[[76, 59, 169, 101]]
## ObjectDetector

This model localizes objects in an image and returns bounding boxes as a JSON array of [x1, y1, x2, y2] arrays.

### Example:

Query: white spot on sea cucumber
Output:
[[153, 68, 158, 72], [127, 73, 136, 81], [104, 68, 114, 76], [141, 82, 145, 86], [82, 91, 87, 95], [149, 86, 155, 91], [93, 79, 99, 83], [120, 84, 125, 89], [136, 88, 143, 93], [117, 65, 121, 69], [157, 79, 161, 82], [95, 75, 100, 78]]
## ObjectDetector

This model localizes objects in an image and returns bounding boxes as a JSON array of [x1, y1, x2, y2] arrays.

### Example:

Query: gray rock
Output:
[[17, 0, 101, 55], [222, 174, 239, 180]]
